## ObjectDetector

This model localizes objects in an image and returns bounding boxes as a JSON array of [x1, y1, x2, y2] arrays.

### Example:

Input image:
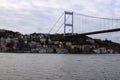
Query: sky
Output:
[[0, 0, 120, 43]]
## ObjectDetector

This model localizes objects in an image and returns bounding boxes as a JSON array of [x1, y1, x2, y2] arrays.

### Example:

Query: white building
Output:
[[86, 39, 95, 44], [66, 42, 72, 47], [94, 47, 114, 54]]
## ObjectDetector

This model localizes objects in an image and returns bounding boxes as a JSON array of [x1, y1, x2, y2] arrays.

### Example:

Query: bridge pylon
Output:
[[64, 11, 73, 36]]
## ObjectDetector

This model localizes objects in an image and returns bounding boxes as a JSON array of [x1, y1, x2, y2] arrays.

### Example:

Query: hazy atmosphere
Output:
[[0, 0, 120, 43]]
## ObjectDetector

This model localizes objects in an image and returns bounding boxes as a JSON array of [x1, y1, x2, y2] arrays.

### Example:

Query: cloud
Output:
[[0, 0, 119, 43]]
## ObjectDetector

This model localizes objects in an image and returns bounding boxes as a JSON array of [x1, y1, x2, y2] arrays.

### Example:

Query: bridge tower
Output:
[[64, 11, 73, 36]]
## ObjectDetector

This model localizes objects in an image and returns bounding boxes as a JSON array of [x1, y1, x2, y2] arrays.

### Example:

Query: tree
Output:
[[6, 42, 14, 48]]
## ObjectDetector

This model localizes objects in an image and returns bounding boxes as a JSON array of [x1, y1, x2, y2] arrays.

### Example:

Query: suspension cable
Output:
[[74, 12, 120, 20], [55, 15, 71, 34], [48, 12, 64, 34]]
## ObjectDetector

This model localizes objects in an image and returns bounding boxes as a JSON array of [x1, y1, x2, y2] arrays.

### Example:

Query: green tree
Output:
[[6, 42, 14, 48]]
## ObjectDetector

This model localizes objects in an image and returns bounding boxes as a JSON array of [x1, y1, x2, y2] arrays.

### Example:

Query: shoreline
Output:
[[0, 52, 119, 54]]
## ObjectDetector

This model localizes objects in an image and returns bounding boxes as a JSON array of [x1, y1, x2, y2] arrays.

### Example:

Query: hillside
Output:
[[0, 29, 120, 53], [0, 29, 21, 38], [51, 34, 120, 52]]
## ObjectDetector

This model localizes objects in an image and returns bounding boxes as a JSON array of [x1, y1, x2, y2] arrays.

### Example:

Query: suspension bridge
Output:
[[49, 11, 120, 36]]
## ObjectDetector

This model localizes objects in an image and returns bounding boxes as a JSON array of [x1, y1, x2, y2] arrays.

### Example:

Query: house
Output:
[[56, 49, 68, 54], [54, 41, 60, 48], [93, 47, 107, 54], [71, 45, 79, 49], [66, 42, 72, 47], [6, 37, 12, 43], [86, 39, 95, 44], [40, 38, 46, 44], [39, 34, 44, 39], [59, 42, 64, 48], [107, 49, 113, 53], [0, 38, 5, 51], [29, 41, 37, 49], [0, 37, 5, 46], [80, 45, 92, 52], [38, 47, 54, 53]]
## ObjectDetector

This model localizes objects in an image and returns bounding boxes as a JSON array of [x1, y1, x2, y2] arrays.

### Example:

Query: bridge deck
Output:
[[79, 28, 120, 35]]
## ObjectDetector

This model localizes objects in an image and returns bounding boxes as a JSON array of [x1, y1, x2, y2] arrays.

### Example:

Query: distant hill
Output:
[[0, 29, 21, 38], [50, 34, 92, 45], [50, 34, 120, 52], [0, 29, 120, 52]]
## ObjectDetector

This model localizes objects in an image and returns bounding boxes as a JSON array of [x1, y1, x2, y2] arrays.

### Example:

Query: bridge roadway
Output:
[[68, 28, 120, 36]]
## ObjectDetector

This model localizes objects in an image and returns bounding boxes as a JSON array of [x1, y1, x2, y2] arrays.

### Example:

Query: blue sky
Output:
[[0, 0, 120, 43]]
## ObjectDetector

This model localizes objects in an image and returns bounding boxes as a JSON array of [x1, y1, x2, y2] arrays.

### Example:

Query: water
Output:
[[0, 53, 120, 80]]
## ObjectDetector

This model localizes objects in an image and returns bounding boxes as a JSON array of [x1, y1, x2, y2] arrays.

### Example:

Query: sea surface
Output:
[[0, 53, 120, 80]]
